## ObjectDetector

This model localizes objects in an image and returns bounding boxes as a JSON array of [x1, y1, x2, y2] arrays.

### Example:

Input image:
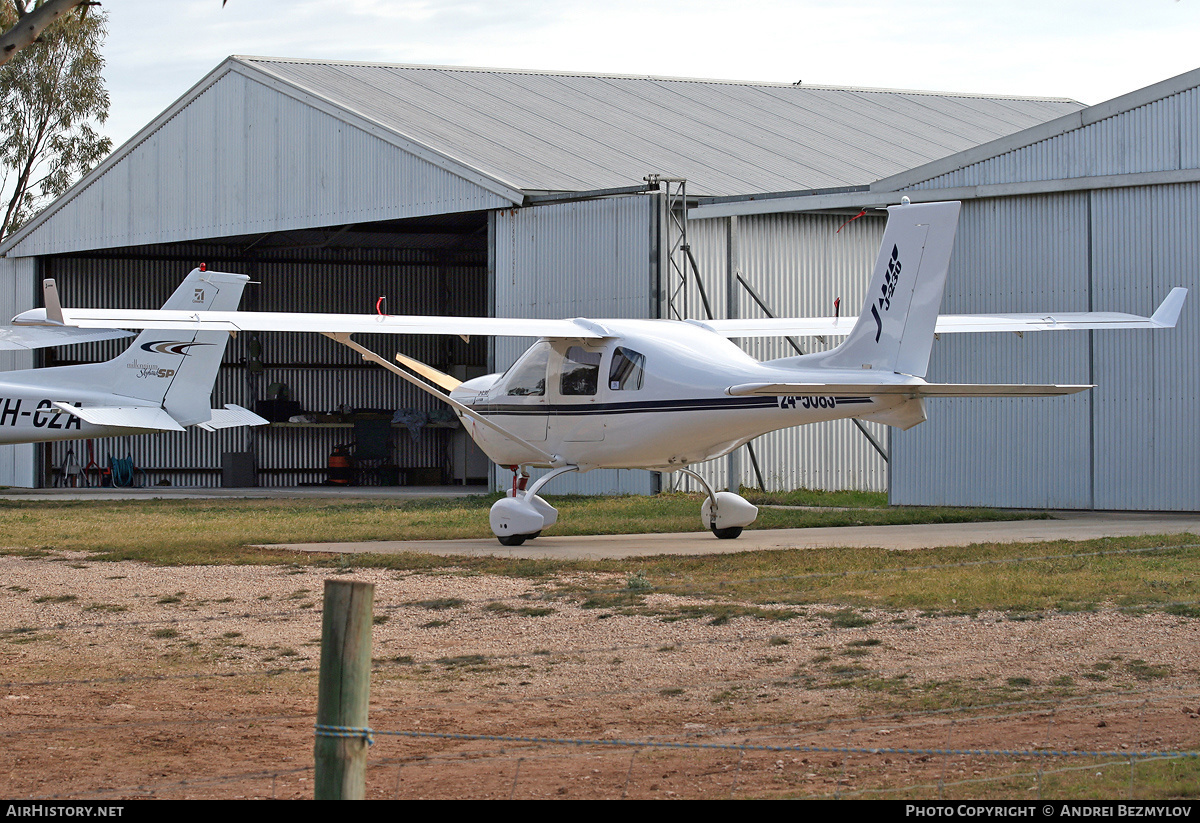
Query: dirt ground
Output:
[[2, 550, 1198, 800]]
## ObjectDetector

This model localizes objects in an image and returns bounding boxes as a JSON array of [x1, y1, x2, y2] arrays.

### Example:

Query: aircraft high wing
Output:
[[0, 268, 267, 448], [26, 200, 1186, 543]]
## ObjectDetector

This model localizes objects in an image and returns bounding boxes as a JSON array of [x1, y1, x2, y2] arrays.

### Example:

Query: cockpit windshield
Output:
[[503, 341, 551, 396]]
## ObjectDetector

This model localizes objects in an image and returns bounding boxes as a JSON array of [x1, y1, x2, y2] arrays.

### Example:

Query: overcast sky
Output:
[[98, 0, 1200, 151]]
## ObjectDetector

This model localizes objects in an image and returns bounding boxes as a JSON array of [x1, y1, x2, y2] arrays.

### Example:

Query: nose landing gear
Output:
[[490, 465, 577, 546]]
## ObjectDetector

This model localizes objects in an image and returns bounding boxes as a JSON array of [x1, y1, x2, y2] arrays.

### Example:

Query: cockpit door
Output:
[[549, 342, 607, 442]]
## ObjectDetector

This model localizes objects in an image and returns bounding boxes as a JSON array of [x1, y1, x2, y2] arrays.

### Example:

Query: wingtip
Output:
[[1151, 287, 1188, 328]]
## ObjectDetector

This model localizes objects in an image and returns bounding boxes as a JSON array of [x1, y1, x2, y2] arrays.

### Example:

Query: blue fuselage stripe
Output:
[[470, 396, 873, 417]]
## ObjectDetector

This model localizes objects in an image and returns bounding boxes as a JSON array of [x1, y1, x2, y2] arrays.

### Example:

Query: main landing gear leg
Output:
[[490, 465, 578, 546], [677, 467, 759, 539]]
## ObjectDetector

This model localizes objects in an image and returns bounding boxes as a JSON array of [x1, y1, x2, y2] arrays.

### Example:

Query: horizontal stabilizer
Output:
[[727, 382, 1093, 397], [196, 404, 271, 431], [52, 403, 186, 431], [0, 325, 134, 351]]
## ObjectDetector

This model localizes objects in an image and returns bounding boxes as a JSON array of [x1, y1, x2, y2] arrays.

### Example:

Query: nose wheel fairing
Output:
[[489, 465, 575, 545]]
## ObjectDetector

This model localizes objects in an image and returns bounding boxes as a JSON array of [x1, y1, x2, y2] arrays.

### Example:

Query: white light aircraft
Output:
[[20, 201, 1185, 543], [0, 268, 267, 446]]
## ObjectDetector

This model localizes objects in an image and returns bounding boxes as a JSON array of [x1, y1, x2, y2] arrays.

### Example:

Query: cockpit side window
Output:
[[608, 347, 645, 391], [560, 346, 602, 396], [503, 342, 551, 396]]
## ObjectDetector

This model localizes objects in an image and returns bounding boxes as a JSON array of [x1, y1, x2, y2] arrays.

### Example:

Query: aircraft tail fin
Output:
[[789, 200, 961, 378], [105, 269, 250, 426]]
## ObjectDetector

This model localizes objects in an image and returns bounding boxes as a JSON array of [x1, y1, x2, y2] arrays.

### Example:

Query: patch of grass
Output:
[[436, 654, 489, 668], [82, 602, 127, 613], [667, 603, 798, 625], [33, 594, 76, 604], [1125, 659, 1170, 681], [411, 598, 466, 610], [152, 628, 179, 639], [827, 608, 874, 628], [625, 571, 652, 591], [157, 593, 184, 605], [740, 487, 888, 508]]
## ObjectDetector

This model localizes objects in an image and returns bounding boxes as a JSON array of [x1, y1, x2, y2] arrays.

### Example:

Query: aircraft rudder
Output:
[[105, 269, 250, 420], [809, 200, 960, 377]]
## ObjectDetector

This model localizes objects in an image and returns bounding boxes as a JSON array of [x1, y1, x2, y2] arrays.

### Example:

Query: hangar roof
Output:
[[240, 57, 1082, 197], [2, 56, 1082, 257], [692, 64, 1200, 217]]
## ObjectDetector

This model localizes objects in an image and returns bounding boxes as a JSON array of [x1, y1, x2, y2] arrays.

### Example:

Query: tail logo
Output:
[[871, 245, 902, 342], [140, 341, 213, 356]]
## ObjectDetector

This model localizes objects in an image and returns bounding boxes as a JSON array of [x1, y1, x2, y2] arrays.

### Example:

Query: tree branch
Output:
[[0, 0, 91, 66]]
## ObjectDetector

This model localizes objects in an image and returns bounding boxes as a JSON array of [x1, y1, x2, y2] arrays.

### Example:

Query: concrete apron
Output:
[[260, 511, 1200, 561]]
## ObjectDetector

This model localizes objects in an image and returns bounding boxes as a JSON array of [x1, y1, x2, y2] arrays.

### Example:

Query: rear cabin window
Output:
[[503, 342, 550, 396], [609, 347, 645, 391], [560, 346, 602, 396]]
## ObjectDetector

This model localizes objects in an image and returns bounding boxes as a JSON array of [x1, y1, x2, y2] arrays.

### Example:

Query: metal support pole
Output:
[[314, 578, 375, 800]]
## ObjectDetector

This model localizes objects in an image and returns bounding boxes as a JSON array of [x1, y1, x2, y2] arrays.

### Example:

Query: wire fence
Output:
[[2, 542, 1199, 799]]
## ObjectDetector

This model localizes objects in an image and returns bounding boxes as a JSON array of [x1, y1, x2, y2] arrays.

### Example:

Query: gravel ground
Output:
[[2, 550, 1198, 799]]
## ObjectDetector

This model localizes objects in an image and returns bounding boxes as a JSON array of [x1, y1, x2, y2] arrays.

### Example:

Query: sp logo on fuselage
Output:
[[870, 244, 901, 343]]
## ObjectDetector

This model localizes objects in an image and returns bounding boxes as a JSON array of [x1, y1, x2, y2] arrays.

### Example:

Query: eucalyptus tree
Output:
[[0, 0, 110, 239], [0, 0, 92, 67]]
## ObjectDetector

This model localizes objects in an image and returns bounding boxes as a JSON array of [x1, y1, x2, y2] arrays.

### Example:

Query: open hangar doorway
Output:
[[36, 211, 492, 490]]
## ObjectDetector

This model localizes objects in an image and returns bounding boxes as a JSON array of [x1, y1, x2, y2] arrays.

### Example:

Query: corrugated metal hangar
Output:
[[694, 66, 1200, 510], [2, 56, 1190, 509]]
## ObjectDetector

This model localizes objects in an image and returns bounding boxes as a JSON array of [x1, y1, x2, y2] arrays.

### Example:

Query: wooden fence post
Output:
[[314, 578, 375, 799]]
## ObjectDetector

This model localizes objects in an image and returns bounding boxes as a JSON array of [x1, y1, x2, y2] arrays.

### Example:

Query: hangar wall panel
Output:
[[909, 86, 1200, 190], [685, 211, 888, 492], [1089, 184, 1200, 510], [492, 195, 656, 494], [0, 257, 36, 486], [6, 71, 514, 257], [891, 194, 1094, 508]]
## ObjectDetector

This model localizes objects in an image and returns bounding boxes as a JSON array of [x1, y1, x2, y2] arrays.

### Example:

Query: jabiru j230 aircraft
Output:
[[21, 200, 1186, 543], [0, 268, 267, 444]]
